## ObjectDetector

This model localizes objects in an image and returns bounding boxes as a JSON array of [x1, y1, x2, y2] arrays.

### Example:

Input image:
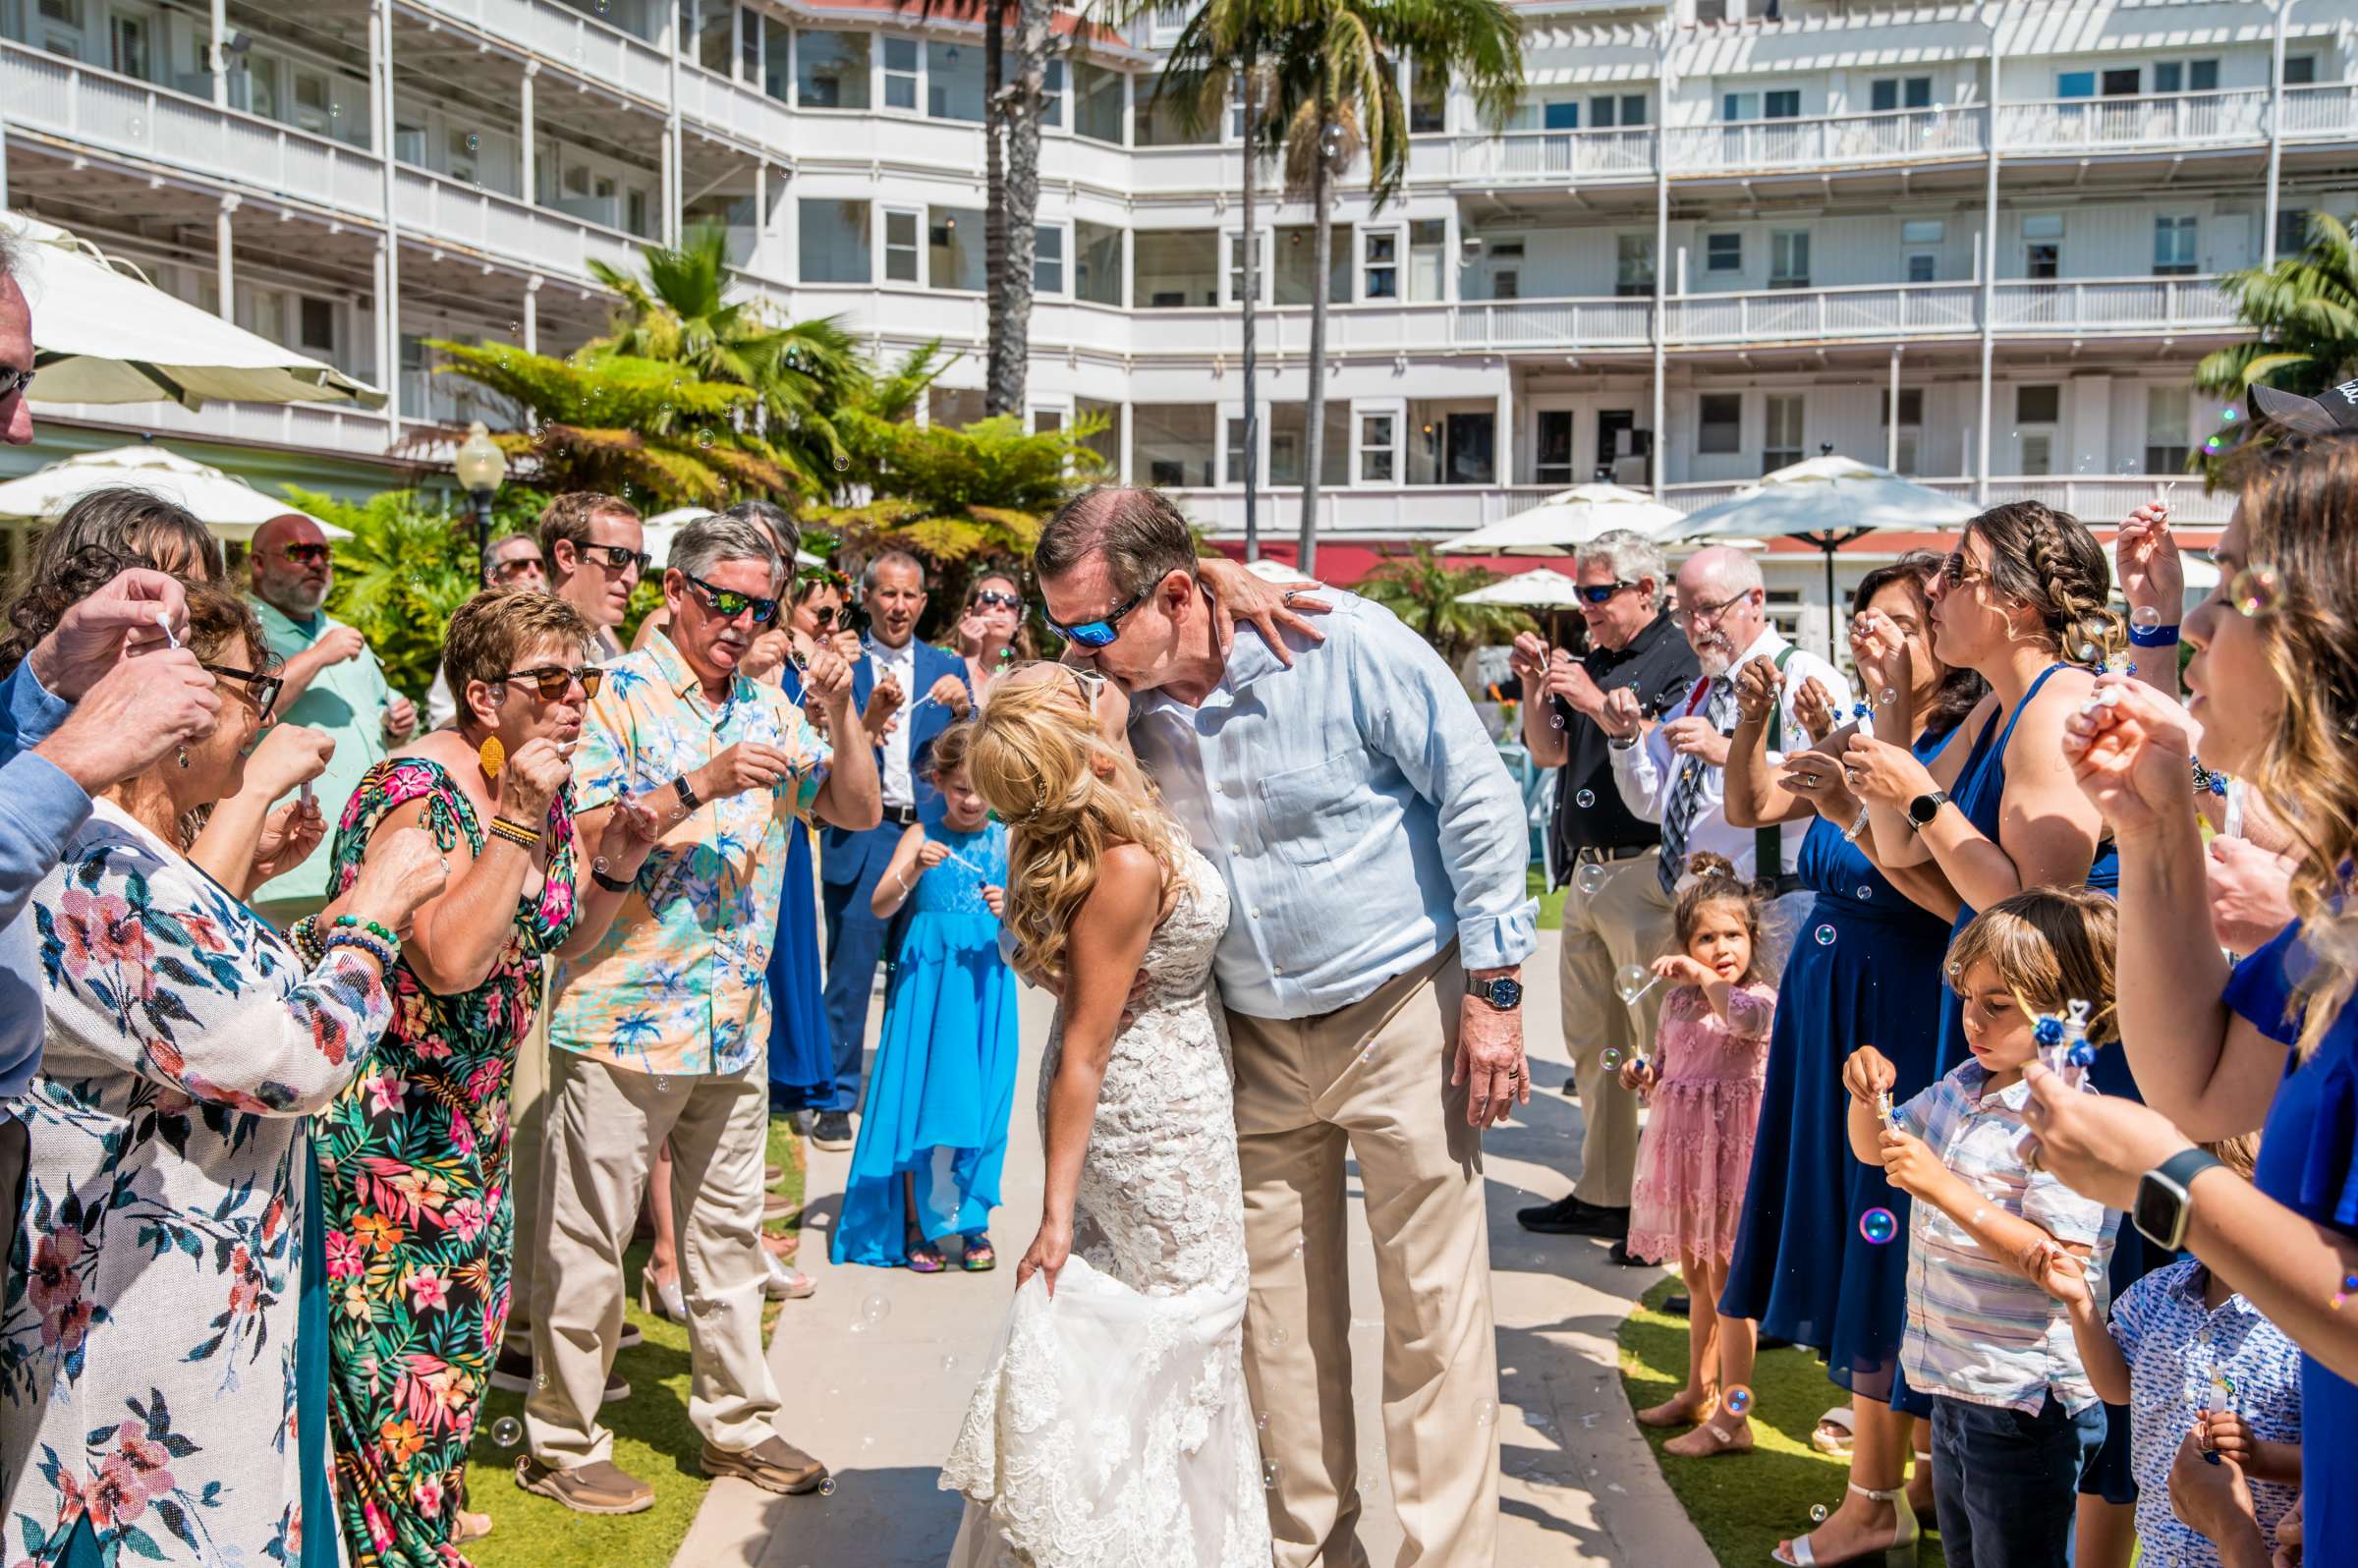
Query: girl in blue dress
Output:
[[832, 723, 1020, 1272], [2034, 455, 2358, 1568], [1718, 554, 1981, 1567]]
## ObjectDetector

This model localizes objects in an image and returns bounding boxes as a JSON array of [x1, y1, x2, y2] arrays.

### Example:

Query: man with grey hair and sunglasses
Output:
[[520, 513, 878, 1514], [1507, 529, 1701, 1250], [1034, 485, 1535, 1567]]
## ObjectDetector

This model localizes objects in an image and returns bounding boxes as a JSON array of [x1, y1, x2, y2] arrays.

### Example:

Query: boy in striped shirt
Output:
[[1844, 887, 2123, 1568]]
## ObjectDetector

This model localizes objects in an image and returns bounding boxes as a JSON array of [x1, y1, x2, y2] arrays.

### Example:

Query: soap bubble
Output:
[[1614, 962, 1652, 1003], [1575, 788, 1597, 809], [1262, 1460, 1280, 1489], [1723, 1384, 1753, 1416], [490, 1416, 522, 1447], [1574, 862, 1608, 897], [861, 1293, 890, 1327], [1855, 886, 1872, 901], [1859, 1207, 1899, 1245], [697, 429, 714, 449], [1815, 924, 1836, 946], [1810, 1503, 1829, 1523], [1269, 1325, 1290, 1348], [2131, 604, 2162, 631], [818, 1478, 835, 1496], [1475, 1397, 1497, 1429], [834, 455, 851, 472], [940, 1354, 958, 1372], [1601, 1048, 1622, 1071], [1256, 1412, 1268, 1431]]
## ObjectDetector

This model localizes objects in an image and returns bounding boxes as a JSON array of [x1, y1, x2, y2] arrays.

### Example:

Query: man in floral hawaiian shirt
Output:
[[520, 514, 877, 1513]]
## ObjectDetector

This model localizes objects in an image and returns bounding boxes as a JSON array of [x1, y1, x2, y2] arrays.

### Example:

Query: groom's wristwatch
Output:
[[1470, 973, 1524, 1011]]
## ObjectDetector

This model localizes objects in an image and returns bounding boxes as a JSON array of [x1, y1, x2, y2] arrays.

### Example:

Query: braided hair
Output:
[[1964, 501, 2121, 668]]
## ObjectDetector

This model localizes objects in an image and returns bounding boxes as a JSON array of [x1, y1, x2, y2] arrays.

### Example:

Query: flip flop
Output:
[[963, 1236, 996, 1272]]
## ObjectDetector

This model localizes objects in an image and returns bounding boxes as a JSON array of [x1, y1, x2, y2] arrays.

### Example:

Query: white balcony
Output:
[[30, 395, 403, 461], [1, 40, 385, 219], [673, 67, 795, 151], [1663, 106, 1988, 176], [394, 167, 646, 280], [1445, 126, 1658, 184], [404, 0, 670, 103], [1996, 88, 2272, 157]]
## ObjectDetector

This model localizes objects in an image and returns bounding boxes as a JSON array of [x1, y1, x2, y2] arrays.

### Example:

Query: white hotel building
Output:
[[0, 0, 2339, 639]]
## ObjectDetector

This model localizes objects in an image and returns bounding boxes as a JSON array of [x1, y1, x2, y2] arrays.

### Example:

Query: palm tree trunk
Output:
[[997, 0, 1049, 418], [1299, 81, 1333, 577], [1240, 45, 1260, 562], [982, 6, 1008, 416]]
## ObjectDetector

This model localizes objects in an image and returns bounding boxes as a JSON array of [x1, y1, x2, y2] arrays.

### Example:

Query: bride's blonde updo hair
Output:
[[967, 663, 1187, 989]]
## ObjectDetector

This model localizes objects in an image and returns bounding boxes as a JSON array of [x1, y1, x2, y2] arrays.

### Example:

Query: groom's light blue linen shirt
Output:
[[1130, 588, 1537, 1021]]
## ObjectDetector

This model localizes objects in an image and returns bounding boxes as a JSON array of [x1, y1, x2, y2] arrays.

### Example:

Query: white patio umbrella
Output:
[[4, 213, 383, 411], [1455, 567, 1586, 607], [641, 506, 823, 570], [1242, 556, 1317, 586], [1435, 483, 1685, 556], [1672, 453, 1976, 641], [0, 444, 345, 540]]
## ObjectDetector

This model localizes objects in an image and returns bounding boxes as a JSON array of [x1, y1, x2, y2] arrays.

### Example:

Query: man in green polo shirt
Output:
[[247, 511, 416, 926]]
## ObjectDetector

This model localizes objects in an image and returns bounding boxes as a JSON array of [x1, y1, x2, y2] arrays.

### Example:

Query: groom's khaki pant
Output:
[[1227, 943, 1499, 1568]]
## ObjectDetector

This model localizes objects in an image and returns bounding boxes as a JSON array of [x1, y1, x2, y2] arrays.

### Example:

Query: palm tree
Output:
[[1258, 0, 1523, 575], [1355, 543, 1531, 667], [585, 226, 863, 488], [2196, 210, 2358, 474], [994, 0, 1054, 418]]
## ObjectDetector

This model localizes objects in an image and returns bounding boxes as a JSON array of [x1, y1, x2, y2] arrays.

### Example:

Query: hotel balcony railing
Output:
[[393, 166, 647, 280], [405, 0, 670, 105]]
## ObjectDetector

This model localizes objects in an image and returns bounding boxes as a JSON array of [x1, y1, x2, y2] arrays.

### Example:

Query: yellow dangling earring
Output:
[[477, 734, 507, 782]]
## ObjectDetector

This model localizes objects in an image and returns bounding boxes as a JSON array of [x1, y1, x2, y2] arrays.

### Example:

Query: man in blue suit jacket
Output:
[[813, 550, 973, 1148]]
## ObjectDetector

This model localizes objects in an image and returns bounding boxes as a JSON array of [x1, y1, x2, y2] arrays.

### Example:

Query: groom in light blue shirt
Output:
[[1036, 486, 1533, 1567]]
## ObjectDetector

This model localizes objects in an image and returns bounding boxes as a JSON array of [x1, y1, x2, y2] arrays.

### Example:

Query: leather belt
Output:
[[882, 804, 919, 827], [1574, 844, 1655, 865]]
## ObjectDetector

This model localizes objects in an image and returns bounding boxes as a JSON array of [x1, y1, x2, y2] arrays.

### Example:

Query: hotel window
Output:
[[2154, 60, 2219, 93], [1043, 60, 1065, 128], [1408, 220, 1447, 301], [1535, 411, 1574, 484], [1543, 101, 1579, 131], [1074, 221, 1122, 306], [2017, 384, 2060, 475], [1766, 89, 1799, 119], [696, 0, 733, 74], [1769, 231, 1811, 290], [1870, 77, 1933, 112], [1409, 57, 1446, 134], [298, 297, 336, 355], [796, 30, 870, 109], [2023, 213, 2064, 280], [2278, 207, 2314, 255], [1074, 60, 1125, 143], [882, 36, 919, 111], [1361, 413, 1398, 482], [1034, 224, 1065, 295], [799, 198, 872, 283], [1590, 94, 1648, 127], [738, 8, 759, 82], [882, 208, 920, 283], [2146, 385, 2191, 473], [928, 40, 984, 121], [1706, 232, 1742, 273], [929, 207, 986, 291], [761, 16, 791, 99], [1901, 218, 1944, 285], [1699, 393, 1742, 455], [2057, 71, 2096, 98], [1763, 395, 1804, 472], [1616, 234, 1655, 297], [1881, 388, 1925, 472], [2285, 55, 2318, 85], [1364, 231, 1398, 300], [2153, 215, 2199, 277]]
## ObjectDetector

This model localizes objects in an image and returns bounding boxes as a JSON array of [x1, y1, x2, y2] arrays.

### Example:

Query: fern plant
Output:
[[819, 414, 1105, 565], [2195, 210, 2358, 477]]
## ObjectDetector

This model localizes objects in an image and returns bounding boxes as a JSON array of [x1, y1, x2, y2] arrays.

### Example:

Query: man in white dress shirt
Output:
[[1603, 545, 1851, 969]]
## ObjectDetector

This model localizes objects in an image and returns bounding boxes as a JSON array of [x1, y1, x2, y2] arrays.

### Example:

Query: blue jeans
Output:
[[1930, 1393, 2107, 1568]]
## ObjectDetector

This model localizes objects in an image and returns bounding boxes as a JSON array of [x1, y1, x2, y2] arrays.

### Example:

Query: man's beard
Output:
[[281, 582, 328, 615], [1696, 643, 1733, 679]]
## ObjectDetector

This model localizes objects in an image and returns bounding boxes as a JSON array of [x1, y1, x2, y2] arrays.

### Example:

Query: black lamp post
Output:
[[453, 420, 509, 580]]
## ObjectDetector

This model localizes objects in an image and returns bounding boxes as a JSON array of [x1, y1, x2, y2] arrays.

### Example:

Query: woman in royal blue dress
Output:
[[832, 723, 1019, 1272], [2029, 439, 2358, 1568], [1718, 555, 1981, 1566]]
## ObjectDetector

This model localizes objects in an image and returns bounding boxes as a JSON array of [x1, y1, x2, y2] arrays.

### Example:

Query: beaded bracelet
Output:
[[486, 815, 541, 851], [321, 929, 399, 971], [331, 914, 401, 949], [288, 914, 325, 968]]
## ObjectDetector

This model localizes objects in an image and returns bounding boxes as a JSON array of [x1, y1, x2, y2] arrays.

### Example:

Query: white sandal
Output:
[[1811, 1403, 1857, 1456], [1770, 1480, 1918, 1567]]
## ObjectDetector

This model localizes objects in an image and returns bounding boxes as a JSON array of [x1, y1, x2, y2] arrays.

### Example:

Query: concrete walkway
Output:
[[675, 931, 1714, 1567]]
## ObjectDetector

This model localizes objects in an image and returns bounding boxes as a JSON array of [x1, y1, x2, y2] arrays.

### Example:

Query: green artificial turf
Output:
[[1530, 865, 1568, 931], [462, 1114, 807, 1568], [1618, 1277, 1946, 1568]]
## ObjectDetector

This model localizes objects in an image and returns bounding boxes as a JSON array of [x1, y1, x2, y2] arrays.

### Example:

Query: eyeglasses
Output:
[[1065, 664, 1105, 715], [971, 589, 1024, 611], [1680, 588, 1752, 625], [205, 663, 283, 722], [2225, 562, 2283, 618], [1575, 581, 1635, 606], [583, 542, 651, 574], [1045, 587, 1149, 649], [281, 543, 332, 567], [500, 664, 603, 700], [0, 366, 32, 399], [683, 571, 779, 625]]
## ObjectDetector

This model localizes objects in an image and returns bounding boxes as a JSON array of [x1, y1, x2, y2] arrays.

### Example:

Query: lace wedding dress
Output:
[[939, 844, 1271, 1567]]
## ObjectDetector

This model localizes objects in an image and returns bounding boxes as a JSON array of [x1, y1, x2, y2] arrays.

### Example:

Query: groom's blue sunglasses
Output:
[[1044, 586, 1149, 649]]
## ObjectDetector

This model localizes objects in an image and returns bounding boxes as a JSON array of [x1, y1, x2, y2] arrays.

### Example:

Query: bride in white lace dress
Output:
[[939, 664, 1270, 1568]]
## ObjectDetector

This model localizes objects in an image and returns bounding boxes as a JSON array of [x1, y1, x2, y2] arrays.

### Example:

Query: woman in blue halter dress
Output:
[[765, 657, 834, 1113], [1837, 504, 2149, 1565]]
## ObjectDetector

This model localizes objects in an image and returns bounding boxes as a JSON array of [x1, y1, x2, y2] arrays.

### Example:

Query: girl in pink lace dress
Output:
[[1622, 853, 1777, 1457]]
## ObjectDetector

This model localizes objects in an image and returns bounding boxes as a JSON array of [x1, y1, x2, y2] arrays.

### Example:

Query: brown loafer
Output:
[[700, 1434, 827, 1495], [764, 1162, 785, 1185], [513, 1456, 654, 1515]]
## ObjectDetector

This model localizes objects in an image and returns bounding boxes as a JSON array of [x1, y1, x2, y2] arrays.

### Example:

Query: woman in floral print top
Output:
[[1, 584, 447, 1568], [311, 591, 659, 1567]]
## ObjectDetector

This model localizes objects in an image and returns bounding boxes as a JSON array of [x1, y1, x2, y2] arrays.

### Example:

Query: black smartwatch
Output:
[[1471, 975, 1524, 1011], [1905, 790, 1949, 833], [2134, 1147, 2224, 1251], [673, 774, 702, 814]]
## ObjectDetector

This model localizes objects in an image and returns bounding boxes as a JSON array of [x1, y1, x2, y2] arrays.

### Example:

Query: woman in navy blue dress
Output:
[[1718, 555, 1980, 1567], [2029, 445, 2358, 1568], [766, 569, 858, 1114]]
